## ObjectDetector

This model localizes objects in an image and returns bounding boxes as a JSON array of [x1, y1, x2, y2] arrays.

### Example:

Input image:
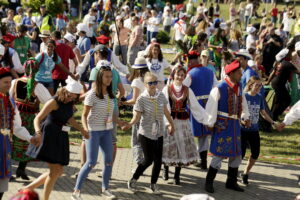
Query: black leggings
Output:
[[53, 79, 67, 94], [271, 86, 291, 121], [133, 135, 163, 184], [241, 130, 260, 160], [0, 192, 3, 200]]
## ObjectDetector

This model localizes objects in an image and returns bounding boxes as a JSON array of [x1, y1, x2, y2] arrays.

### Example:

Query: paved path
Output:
[[4, 145, 300, 200]]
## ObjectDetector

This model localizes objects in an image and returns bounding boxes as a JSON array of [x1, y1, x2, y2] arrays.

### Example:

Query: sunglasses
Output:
[[100, 65, 111, 70], [146, 81, 158, 86]]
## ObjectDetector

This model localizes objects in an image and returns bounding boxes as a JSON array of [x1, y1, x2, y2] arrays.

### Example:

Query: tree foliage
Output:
[[22, 0, 64, 16]]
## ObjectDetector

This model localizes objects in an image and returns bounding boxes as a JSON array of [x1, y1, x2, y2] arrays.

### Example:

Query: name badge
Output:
[[20, 53, 25, 57], [0, 129, 10, 136], [62, 126, 71, 132], [106, 115, 113, 130], [151, 121, 159, 136]]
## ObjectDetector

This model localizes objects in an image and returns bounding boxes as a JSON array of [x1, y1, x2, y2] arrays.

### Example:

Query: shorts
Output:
[[38, 81, 54, 89]]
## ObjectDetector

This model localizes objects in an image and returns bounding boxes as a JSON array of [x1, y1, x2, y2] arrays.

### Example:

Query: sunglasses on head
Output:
[[146, 81, 158, 86], [100, 65, 111, 70]]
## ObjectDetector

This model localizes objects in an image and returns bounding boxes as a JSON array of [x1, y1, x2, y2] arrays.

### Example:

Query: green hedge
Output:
[[156, 30, 170, 44], [22, 0, 64, 16]]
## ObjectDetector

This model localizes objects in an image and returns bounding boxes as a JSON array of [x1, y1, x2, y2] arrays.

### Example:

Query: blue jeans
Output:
[[147, 31, 158, 45], [74, 130, 113, 190]]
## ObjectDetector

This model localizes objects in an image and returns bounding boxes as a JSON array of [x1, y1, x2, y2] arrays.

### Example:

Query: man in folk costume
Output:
[[9, 58, 52, 180], [204, 60, 250, 193], [183, 51, 218, 170], [0, 67, 40, 199]]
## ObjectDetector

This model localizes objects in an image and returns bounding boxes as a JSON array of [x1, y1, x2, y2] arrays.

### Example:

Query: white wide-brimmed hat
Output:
[[65, 76, 83, 94], [181, 194, 215, 200], [39, 30, 51, 38], [64, 33, 76, 43], [132, 56, 148, 69], [76, 23, 89, 34], [246, 26, 256, 34], [276, 48, 289, 62], [235, 49, 252, 60]]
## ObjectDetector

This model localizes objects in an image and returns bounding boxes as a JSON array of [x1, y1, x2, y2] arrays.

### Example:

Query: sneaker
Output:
[[71, 193, 83, 200], [150, 184, 161, 195], [102, 189, 116, 199], [240, 173, 249, 185], [127, 178, 137, 192]]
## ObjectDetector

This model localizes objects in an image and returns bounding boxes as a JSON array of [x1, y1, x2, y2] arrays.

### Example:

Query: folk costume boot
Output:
[[205, 166, 218, 193], [225, 167, 244, 192], [200, 151, 208, 170], [16, 161, 30, 180], [162, 165, 169, 181], [173, 167, 181, 185]]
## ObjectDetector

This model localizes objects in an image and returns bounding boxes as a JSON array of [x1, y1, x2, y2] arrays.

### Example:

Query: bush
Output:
[[22, 0, 64, 16], [156, 30, 170, 44]]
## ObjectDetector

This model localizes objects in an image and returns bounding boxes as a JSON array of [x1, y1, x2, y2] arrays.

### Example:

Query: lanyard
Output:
[[106, 96, 111, 114], [150, 98, 158, 119]]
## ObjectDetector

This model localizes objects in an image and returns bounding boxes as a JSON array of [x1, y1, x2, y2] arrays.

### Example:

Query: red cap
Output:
[[96, 35, 110, 45], [3, 33, 16, 43], [225, 60, 241, 75], [0, 67, 12, 79], [187, 50, 200, 59]]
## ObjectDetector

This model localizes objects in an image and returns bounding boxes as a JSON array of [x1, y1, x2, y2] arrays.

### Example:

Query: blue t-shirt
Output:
[[242, 93, 265, 132], [77, 36, 91, 55], [241, 66, 258, 90], [35, 52, 62, 83]]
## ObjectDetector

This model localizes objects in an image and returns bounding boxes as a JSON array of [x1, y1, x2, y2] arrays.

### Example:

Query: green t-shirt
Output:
[[14, 36, 31, 65], [89, 65, 121, 110]]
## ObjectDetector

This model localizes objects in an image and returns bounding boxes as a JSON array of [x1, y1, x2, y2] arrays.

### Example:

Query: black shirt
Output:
[[271, 60, 297, 89]]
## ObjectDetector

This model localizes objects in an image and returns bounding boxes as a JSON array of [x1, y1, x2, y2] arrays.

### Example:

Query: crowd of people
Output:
[[1, 0, 300, 199]]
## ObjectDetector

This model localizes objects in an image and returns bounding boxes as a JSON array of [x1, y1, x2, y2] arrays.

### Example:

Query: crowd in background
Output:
[[1, 0, 300, 199]]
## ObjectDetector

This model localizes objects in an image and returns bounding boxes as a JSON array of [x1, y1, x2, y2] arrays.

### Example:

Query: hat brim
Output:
[[235, 53, 252, 60], [39, 34, 50, 38], [132, 64, 148, 69]]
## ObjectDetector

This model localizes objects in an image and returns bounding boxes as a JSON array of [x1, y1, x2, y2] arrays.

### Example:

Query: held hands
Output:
[[121, 122, 132, 131], [241, 119, 251, 128], [81, 129, 89, 139], [275, 122, 285, 132], [168, 124, 175, 136], [30, 134, 42, 147]]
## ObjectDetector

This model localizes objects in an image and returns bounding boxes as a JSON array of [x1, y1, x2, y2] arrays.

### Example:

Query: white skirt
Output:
[[162, 119, 198, 166]]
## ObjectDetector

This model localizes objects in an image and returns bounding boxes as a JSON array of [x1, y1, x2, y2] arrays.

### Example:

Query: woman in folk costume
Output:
[[0, 67, 40, 200], [162, 65, 209, 185], [9, 58, 52, 180]]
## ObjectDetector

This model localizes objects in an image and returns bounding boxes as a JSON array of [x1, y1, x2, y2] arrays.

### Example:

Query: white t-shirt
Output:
[[246, 34, 257, 50], [131, 78, 145, 92], [282, 17, 295, 32], [146, 58, 170, 81], [163, 13, 172, 26], [244, 3, 253, 17], [147, 17, 160, 32], [124, 18, 132, 30], [174, 20, 186, 41]]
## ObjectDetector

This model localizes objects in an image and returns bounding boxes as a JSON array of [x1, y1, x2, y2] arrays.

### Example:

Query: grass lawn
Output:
[[67, 2, 300, 165]]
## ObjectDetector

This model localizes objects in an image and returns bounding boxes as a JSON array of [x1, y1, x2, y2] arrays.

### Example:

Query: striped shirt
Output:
[[134, 91, 168, 140], [84, 90, 115, 131]]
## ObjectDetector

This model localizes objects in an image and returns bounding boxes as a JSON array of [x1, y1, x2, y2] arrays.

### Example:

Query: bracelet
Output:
[[35, 131, 42, 135]]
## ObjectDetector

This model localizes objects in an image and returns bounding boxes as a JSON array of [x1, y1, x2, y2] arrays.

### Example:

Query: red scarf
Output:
[[225, 77, 239, 95]]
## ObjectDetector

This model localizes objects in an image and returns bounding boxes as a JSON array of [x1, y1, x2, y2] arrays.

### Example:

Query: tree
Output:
[[22, 0, 64, 16]]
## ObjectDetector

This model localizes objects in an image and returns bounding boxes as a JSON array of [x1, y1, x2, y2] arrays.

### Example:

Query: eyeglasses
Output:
[[146, 81, 158, 86]]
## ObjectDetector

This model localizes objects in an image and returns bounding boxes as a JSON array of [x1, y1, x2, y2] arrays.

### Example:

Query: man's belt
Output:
[[217, 111, 239, 120]]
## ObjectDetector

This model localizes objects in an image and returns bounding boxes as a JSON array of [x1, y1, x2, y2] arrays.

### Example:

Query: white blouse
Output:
[[283, 100, 300, 125], [162, 84, 209, 125]]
